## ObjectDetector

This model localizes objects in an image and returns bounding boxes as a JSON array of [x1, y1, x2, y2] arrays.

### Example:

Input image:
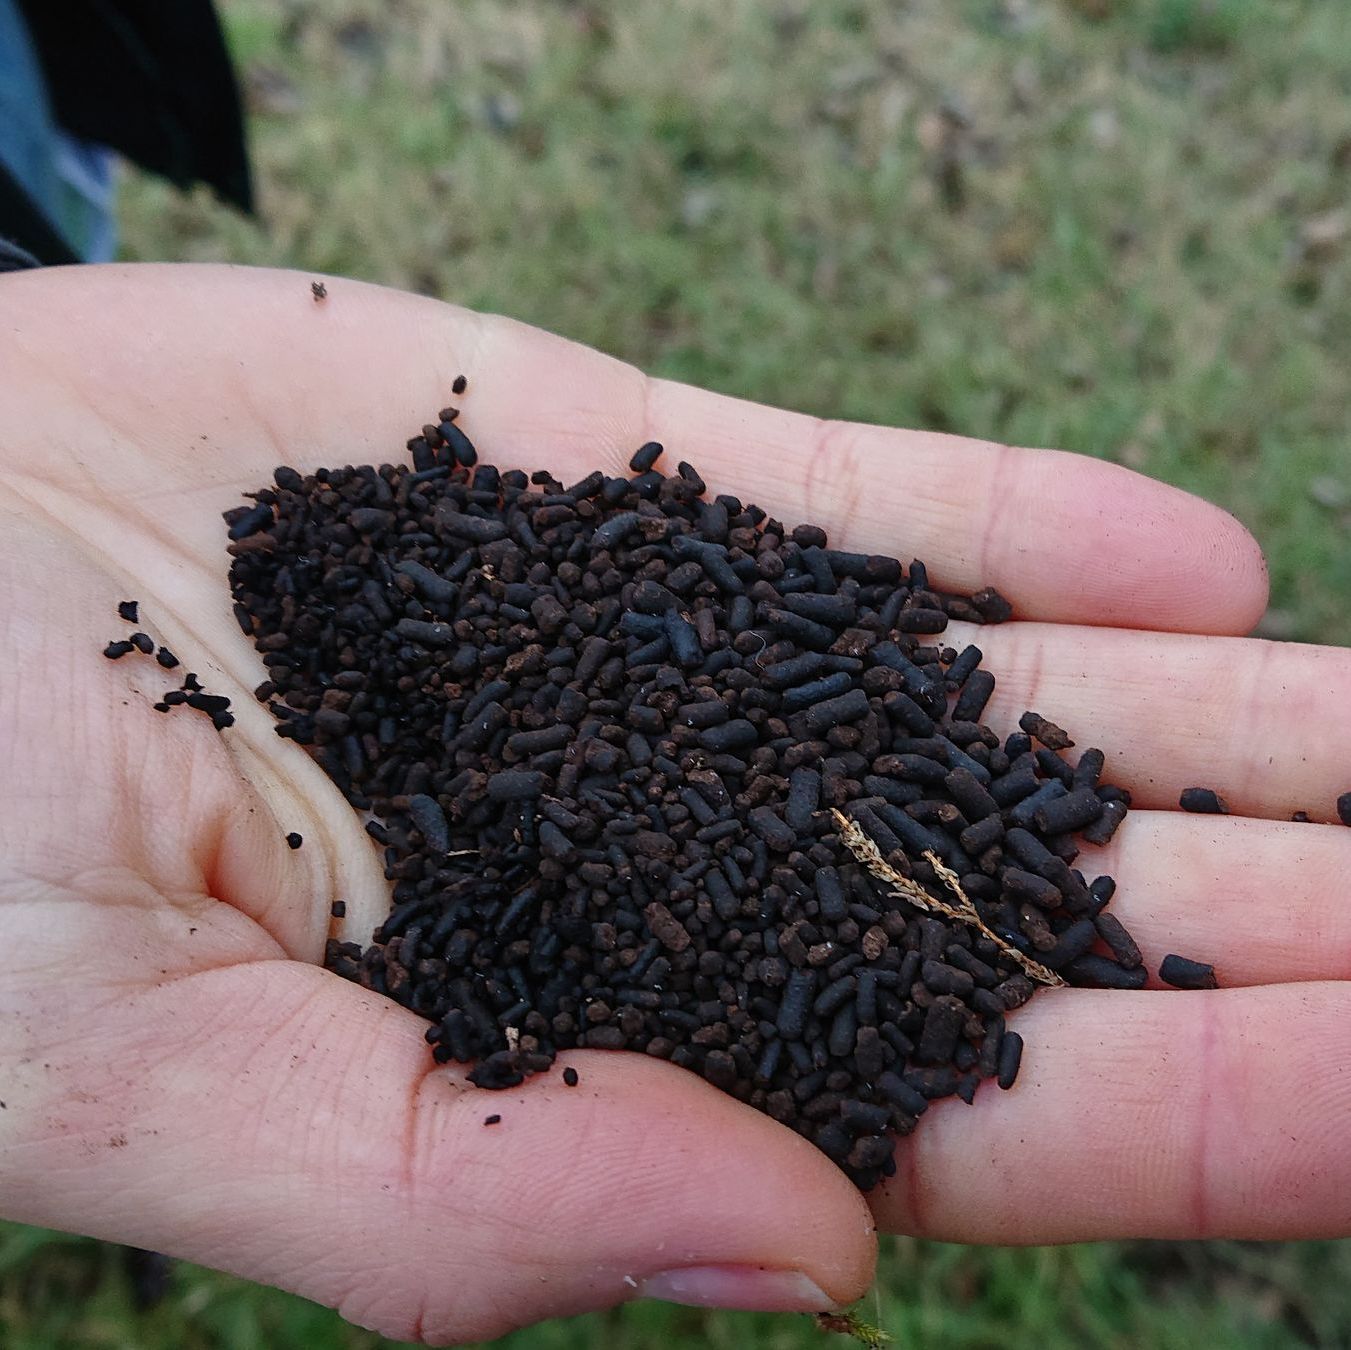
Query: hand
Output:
[[0, 263, 1342, 1344]]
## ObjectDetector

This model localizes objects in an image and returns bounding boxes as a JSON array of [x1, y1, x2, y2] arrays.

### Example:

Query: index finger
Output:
[[2, 263, 1267, 633]]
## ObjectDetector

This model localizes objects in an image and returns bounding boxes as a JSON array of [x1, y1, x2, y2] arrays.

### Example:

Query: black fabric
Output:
[[16, 0, 253, 213], [0, 159, 78, 268]]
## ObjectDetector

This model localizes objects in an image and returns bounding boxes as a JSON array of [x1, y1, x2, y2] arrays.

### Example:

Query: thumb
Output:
[[4, 961, 877, 1343]]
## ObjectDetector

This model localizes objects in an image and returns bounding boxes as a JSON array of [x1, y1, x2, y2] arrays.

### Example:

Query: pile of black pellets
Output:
[[223, 405, 1187, 1190]]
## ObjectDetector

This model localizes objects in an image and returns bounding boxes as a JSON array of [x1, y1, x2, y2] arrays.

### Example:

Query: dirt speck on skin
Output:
[[109, 1135, 127, 1148], [311, 280, 328, 301]]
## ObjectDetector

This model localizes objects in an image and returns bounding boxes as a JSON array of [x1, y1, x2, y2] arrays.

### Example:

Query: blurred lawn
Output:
[[6, 0, 1351, 1346]]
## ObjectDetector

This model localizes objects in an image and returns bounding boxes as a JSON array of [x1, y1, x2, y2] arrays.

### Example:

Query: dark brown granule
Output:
[[1019, 712, 1073, 752], [452, 374, 468, 395], [222, 411, 1190, 1191], [1159, 954, 1218, 990], [155, 647, 180, 669], [483, 1113, 501, 1126], [331, 900, 347, 918], [129, 632, 154, 655], [286, 832, 303, 850], [562, 1066, 579, 1087], [1179, 787, 1229, 815], [117, 600, 139, 623], [103, 640, 135, 660]]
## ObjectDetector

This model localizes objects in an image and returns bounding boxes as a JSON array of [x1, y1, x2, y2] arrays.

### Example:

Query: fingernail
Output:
[[638, 1264, 838, 1312]]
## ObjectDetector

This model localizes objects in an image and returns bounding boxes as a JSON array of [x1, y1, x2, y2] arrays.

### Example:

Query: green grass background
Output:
[[5, 0, 1351, 1345]]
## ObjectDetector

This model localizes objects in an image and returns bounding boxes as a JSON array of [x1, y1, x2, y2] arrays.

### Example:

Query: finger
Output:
[[2, 962, 876, 1342], [951, 620, 1351, 821], [2, 263, 1267, 634], [871, 983, 1351, 1243], [1088, 811, 1351, 987]]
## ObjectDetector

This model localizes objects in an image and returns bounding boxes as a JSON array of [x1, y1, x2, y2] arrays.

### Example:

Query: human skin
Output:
[[1, 263, 1348, 1344]]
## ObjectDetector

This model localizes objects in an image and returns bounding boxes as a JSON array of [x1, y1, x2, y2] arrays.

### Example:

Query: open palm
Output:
[[1, 264, 1346, 1344]]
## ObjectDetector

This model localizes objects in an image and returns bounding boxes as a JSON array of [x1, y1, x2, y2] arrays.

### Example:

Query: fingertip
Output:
[[1206, 502, 1270, 635], [1002, 451, 1271, 634]]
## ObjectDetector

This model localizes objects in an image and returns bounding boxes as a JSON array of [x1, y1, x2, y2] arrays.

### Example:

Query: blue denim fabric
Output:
[[0, 0, 116, 260]]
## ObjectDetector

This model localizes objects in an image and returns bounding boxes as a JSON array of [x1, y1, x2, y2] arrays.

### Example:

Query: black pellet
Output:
[[227, 503, 273, 539], [975, 1018, 1003, 1078], [760, 653, 823, 688], [1081, 799, 1128, 846], [892, 754, 948, 785], [395, 617, 456, 647], [1072, 748, 1105, 790], [1041, 918, 1098, 970], [1002, 867, 1062, 909], [916, 995, 966, 1065], [396, 560, 456, 604], [876, 1071, 929, 1117], [768, 608, 836, 650], [988, 765, 1040, 807], [441, 422, 478, 467], [117, 600, 139, 623], [785, 768, 821, 831], [894, 608, 947, 634], [699, 719, 758, 753], [782, 673, 855, 713], [1159, 954, 1218, 990], [863, 776, 923, 808], [1062, 955, 1147, 990], [944, 767, 999, 821], [562, 1066, 579, 1086], [876, 805, 947, 860], [1089, 874, 1116, 910], [286, 832, 303, 850], [996, 1031, 1023, 1089], [1092, 912, 1142, 968], [1008, 778, 1067, 829], [921, 960, 974, 998], [748, 806, 796, 852], [882, 690, 935, 736], [1035, 748, 1075, 787], [1179, 787, 1229, 815], [814, 974, 858, 1017], [950, 669, 996, 723], [591, 511, 642, 551], [945, 644, 982, 687], [828, 1004, 858, 1058], [629, 441, 663, 472], [793, 687, 870, 738], [959, 814, 1004, 855], [408, 794, 451, 853], [103, 640, 134, 659], [776, 969, 816, 1040], [129, 632, 154, 655], [1003, 828, 1058, 878], [1033, 786, 1104, 835], [855, 970, 878, 1025], [814, 866, 847, 922]]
